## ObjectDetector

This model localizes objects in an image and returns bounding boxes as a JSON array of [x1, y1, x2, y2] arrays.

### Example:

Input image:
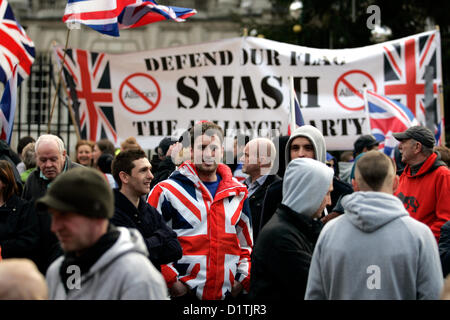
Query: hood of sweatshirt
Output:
[[285, 125, 327, 167], [341, 191, 409, 233], [282, 158, 334, 218]]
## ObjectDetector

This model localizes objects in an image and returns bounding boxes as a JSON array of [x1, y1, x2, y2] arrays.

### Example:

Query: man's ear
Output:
[[352, 178, 359, 192], [119, 171, 129, 185]]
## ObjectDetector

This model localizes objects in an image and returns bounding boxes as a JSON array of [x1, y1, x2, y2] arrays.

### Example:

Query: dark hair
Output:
[[97, 153, 114, 174], [96, 139, 116, 155], [0, 160, 19, 200], [17, 136, 35, 155], [112, 149, 147, 189], [355, 150, 395, 191], [189, 122, 224, 148]]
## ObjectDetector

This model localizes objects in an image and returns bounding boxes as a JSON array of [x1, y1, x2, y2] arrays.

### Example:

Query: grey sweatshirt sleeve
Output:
[[304, 239, 326, 300], [416, 227, 444, 300]]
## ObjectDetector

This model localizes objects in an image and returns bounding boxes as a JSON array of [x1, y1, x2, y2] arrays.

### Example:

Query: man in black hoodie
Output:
[[111, 149, 182, 271]]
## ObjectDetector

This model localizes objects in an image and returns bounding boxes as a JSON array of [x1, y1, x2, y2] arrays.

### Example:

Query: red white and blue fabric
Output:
[[366, 90, 419, 158], [0, 0, 35, 84], [148, 161, 252, 300], [63, 0, 196, 37], [0, 63, 17, 144], [288, 85, 304, 135], [54, 47, 117, 143], [382, 32, 439, 126]]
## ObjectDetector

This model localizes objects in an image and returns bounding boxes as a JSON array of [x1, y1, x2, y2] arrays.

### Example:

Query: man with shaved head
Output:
[[241, 138, 280, 241], [305, 150, 443, 300]]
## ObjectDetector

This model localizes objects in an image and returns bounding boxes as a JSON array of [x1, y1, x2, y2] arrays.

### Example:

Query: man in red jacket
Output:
[[393, 126, 450, 242]]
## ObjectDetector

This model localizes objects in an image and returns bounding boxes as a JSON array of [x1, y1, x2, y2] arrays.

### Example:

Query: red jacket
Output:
[[395, 152, 450, 242]]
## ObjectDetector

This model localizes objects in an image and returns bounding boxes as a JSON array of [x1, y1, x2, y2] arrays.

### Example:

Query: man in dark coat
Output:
[[111, 149, 182, 271], [22, 134, 82, 274], [241, 138, 280, 242], [249, 158, 334, 301]]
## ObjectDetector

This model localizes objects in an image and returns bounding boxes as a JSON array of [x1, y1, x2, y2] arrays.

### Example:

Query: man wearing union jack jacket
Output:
[[148, 121, 252, 300]]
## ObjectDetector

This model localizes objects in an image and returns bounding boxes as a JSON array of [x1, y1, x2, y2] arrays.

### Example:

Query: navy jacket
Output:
[[111, 189, 182, 271]]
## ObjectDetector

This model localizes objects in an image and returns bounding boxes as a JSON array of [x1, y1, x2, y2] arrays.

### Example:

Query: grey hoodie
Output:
[[285, 125, 327, 166], [305, 191, 443, 300], [282, 158, 334, 217], [46, 227, 169, 300]]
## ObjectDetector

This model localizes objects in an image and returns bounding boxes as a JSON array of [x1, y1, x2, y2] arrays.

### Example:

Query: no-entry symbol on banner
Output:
[[119, 73, 161, 115], [334, 70, 377, 111]]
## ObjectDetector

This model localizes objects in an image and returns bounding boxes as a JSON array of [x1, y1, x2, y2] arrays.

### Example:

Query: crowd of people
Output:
[[0, 122, 449, 301]]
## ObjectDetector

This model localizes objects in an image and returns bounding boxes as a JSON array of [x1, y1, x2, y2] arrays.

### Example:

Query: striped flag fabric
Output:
[[288, 77, 305, 134], [0, 64, 17, 144], [0, 0, 35, 84], [63, 0, 197, 37], [365, 89, 419, 158]]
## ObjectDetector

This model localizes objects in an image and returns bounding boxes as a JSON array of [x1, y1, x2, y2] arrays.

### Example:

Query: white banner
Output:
[[55, 30, 443, 151]]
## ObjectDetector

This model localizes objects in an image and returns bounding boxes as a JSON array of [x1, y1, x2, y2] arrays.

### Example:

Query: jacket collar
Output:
[[277, 204, 323, 243], [403, 152, 446, 178]]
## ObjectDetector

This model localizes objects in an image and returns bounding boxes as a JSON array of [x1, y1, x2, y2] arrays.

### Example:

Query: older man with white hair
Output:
[[22, 134, 82, 274], [241, 138, 280, 241]]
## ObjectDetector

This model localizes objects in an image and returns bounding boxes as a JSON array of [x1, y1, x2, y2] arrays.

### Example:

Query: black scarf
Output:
[[59, 224, 120, 293]]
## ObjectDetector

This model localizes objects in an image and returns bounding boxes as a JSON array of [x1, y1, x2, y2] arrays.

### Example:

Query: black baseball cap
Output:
[[392, 126, 435, 148], [354, 134, 380, 155]]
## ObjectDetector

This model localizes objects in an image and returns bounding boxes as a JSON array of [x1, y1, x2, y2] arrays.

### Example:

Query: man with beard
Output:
[[148, 122, 252, 300]]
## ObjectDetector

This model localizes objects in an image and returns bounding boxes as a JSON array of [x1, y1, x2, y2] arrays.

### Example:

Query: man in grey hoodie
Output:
[[37, 167, 168, 300], [305, 150, 443, 300], [249, 158, 334, 300]]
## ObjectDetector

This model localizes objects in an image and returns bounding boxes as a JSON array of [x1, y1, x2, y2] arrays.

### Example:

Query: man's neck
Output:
[[198, 171, 218, 182], [407, 153, 429, 167], [120, 187, 140, 208], [250, 172, 262, 184]]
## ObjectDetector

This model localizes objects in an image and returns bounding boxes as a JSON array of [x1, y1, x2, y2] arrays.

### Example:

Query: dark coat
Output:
[[21, 157, 81, 274], [439, 220, 450, 277], [150, 157, 176, 190], [249, 204, 322, 301], [111, 189, 182, 271], [0, 194, 39, 259], [246, 175, 281, 242]]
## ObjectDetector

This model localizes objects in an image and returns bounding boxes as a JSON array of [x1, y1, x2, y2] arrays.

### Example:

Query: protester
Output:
[[249, 158, 334, 300], [38, 167, 168, 300], [241, 138, 280, 241], [22, 134, 82, 274], [150, 137, 178, 189], [93, 138, 116, 167], [120, 136, 143, 152], [305, 151, 443, 300], [20, 142, 36, 183], [393, 126, 450, 242], [0, 258, 48, 300], [434, 145, 450, 167], [97, 153, 118, 189], [148, 121, 252, 300], [0, 160, 39, 260], [349, 134, 381, 181], [337, 150, 354, 184], [0, 139, 23, 193], [16, 136, 35, 174], [75, 139, 95, 167], [439, 220, 450, 278], [111, 149, 182, 271]]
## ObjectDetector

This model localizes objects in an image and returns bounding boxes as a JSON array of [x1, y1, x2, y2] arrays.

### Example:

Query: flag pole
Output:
[[435, 25, 446, 146], [289, 76, 296, 130], [363, 88, 372, 134], [59, 72, 81, 142], [47, 28, 71, 134]]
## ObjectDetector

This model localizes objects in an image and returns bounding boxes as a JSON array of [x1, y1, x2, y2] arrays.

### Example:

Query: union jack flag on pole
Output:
[[364, 89, 419, 158], [63, 0, 197, 37], [0, 64, 17, 144], [0, 0, 35, 84]]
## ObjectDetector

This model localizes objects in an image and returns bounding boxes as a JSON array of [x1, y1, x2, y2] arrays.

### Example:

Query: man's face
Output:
[[398, 139, 418, 164], [313, 181, 333, 219], [290, 136, 315, 160], [36, 142, 66, 180], [49, 208, 98, 253], [241, 143, 260, 176], [191, 134, 223, 175], [126, 157, 154, 196]]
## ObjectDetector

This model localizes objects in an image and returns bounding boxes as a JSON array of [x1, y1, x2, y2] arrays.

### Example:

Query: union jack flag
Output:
[[382, 31, 441, 128], [55, 47, 117, 143], [288, 77, 305, 135], [0, 63, 17, 144], [0, 0, 35, 84], [365, 90, 419, 158], [148, 162, 252, 300], [63, 0, 197, 37]]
